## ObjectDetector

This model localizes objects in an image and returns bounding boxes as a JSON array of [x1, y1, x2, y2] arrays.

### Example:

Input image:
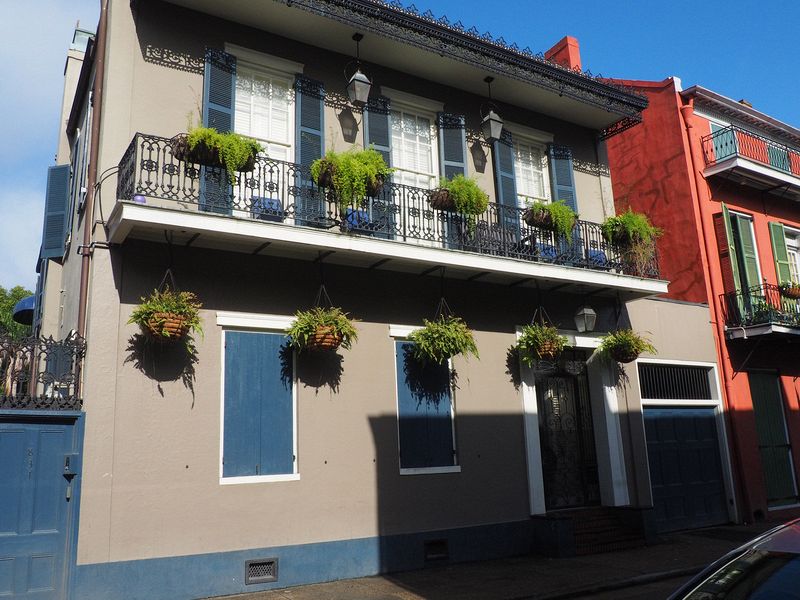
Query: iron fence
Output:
[[0, 333, 86, 410], [720, 283, 800, 329], [118, 133, 660, 278]]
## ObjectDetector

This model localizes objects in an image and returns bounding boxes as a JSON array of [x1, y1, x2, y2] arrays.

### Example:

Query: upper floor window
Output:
[[235, 65, 293, 162], [784, 228, 800, 283], [514, 139, 550, 207], [728, 209, 762, 291], [390, 107, 438, 189]]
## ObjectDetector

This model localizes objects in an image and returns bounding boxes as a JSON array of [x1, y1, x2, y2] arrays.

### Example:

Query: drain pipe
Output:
[[76, 0, 109, 341], [680, 97, 749, 521]]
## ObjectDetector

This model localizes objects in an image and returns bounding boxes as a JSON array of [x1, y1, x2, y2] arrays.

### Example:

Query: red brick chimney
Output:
[[544, 36, 581, 71]]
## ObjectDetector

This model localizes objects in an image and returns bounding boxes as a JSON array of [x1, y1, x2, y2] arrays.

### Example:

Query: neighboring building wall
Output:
[[606, 78, 705, 303]]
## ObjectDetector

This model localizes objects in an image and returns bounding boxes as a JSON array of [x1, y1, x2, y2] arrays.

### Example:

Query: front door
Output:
[[0, 418, 80, 599], [537, 373, 600, 510]]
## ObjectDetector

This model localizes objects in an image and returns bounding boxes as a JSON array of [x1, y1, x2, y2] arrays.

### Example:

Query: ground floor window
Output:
[[222, 330, 295, 479], [394, 340, 457, 472]]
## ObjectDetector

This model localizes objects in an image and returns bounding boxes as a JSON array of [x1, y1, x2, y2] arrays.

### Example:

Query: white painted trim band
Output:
[[216, 311, 294, 330], [400, 466, 461, 475], [389, 324, 422, 338], [220, 474, 301, 485]]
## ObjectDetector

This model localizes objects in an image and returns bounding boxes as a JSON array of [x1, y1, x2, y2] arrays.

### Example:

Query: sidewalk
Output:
[[213, 522, 776, 600]]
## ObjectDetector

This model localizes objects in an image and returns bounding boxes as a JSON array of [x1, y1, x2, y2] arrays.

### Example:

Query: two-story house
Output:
[[607, 77, 800, 530], [2, 2, 739, 599]]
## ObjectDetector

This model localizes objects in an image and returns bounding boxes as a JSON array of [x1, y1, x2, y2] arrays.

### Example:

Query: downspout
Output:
[[76, 0, 109, 342], [679, 97, 749, 521]]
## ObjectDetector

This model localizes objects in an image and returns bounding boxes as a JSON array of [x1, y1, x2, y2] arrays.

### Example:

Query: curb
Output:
[[509, 565, 705, 600]]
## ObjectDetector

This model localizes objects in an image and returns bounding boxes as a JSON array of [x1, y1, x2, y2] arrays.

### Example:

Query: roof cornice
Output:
[[274, 0, 647, 135]]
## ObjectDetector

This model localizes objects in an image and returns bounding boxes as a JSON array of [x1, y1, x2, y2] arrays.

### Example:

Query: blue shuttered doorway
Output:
[[0, 418, 81, 599], [644, 408, 729, 533], [223, 331, 294, 478]]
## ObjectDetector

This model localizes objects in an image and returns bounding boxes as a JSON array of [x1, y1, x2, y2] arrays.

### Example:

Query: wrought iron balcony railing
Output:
[[0, 333, 86, 410], [720, 283, 800, 330], [701, 124, 800, 176], [117, 133, 660, 279]]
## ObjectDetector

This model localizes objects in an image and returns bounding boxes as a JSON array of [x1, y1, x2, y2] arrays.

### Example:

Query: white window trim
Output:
[[224, 43, 304, 76], [506, 124, 553, 207], [390, 325, 461, 475], [380, 87, 444, 113], [504, 122, 554, 145], [217, 312, 299, 485]]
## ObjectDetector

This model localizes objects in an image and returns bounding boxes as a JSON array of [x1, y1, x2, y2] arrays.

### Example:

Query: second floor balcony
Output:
[[701, 125, 800, 200], [721, 283, 800, 339], [110, 133, 666, 298]]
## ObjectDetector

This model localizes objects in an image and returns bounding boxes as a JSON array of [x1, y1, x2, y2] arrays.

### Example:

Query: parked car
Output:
[[669, 519, 800, 599]]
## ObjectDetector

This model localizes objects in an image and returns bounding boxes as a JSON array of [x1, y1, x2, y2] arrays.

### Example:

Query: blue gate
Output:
[[0, 417, 80, 599]]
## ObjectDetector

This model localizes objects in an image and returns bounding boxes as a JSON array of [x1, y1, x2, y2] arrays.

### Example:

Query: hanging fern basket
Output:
[[522, 207, 554, 229], [429, 189, 456, 211], [609, 346, 640, 364], [307, 325, 344, 351], [170, 133, 257, 172], [145, 312, 190, 342], [779, 284, 800, 300]]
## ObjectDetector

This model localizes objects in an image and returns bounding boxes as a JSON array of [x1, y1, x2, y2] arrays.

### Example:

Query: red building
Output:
[[607, 77, 800, 524]]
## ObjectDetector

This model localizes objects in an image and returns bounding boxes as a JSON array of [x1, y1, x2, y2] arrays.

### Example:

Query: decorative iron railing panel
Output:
[[721, 283, 800, 330], [118, 133, 660, 279], [0, 334, 86, 410], [701, 125, 800, 177]]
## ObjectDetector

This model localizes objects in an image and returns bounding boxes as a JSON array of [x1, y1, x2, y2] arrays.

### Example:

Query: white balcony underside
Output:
[[705, 157, 800, 199], [108, 202, 669, 299]]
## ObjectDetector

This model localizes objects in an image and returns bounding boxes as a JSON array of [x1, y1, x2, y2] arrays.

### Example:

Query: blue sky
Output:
[[1, 0, 797, 291]]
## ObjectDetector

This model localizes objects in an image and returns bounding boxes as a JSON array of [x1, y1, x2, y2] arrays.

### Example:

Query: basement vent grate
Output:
[[424, 539, 449, 562], [245, 558, 278, 584]]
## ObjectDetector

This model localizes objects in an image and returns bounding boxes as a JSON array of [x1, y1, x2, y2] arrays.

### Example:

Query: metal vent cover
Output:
[[245, 558, 278, 584], [424, 539, 449, 561]]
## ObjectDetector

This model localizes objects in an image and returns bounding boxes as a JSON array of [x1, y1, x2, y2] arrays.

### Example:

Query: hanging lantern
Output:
[[346, 33, 372, 106], [480, 76, 504, 143], [574, 305, 597, 333]]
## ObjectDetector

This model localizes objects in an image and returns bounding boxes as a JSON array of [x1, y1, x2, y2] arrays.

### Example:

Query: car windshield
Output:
[[682, 549, 800, 599]]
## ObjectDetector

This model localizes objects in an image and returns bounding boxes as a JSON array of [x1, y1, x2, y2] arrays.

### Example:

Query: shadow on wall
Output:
[[294, 347, 344, 393], [124, 334, 198, 401]]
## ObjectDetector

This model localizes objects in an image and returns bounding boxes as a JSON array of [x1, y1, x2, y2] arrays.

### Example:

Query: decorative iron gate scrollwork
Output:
[[0, 333, 86, 411]]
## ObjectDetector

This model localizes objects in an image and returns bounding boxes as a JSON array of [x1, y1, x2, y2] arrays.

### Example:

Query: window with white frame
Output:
[[234, 65, 293, 162], [390, 108, 437, 189], [220, 326, 297, 482], [514, 139, 550, 207], [786, 229, 800, 283], [393, 339, 458, 473]]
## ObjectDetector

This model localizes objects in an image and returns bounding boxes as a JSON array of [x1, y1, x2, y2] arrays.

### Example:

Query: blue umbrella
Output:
[[12, 295, 35, 326]]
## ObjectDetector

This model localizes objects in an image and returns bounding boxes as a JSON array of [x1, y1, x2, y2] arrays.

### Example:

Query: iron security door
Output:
[[537, 374, 600, 510], [644, 408, 728, 533], [0, 418, 79, 599]]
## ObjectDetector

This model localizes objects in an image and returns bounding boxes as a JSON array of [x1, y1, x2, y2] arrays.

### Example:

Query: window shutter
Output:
[[294, 75, 324, 168], [41, 165, 71, 259], [768, 222, 793, 284], [437, 113, 466, 180], [492, 132, 517, 207], [223, 331, 294, 477], [548, 144, 577, 213], [201, 48, 236, 214], [713, 204, 742, 294], [736, 214, 760, 290], [203, 48, 236, 133], [364, 96, 392, 168]]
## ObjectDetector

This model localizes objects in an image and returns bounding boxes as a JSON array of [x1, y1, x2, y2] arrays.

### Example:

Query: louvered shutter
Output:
[[200, 48, 236, 215], [41, 165, 70, 259], [548, 144, 577, 213], [736, 214, 760, 291], [294, 75, 326, 226], [769, 222, 793, 285], [437, 113, 466, 180], [364, 97, 394, 239], [713, 204, 742, 294], [492, 132, 520, 243]]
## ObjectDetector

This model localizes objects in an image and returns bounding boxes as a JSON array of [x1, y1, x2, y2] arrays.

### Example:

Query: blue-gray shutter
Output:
[[395, 341, 455, 469], [41, 165, 71, 259], [223, 331, 294, 477], [364, 96, 392, 168], [364, 96, 394, 239], [548, 144, 578, 213], [492, 132, 520, 240], [294, 75, 326, 226], [201, 48, 236, 215], [437, 113, 467, 180]]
